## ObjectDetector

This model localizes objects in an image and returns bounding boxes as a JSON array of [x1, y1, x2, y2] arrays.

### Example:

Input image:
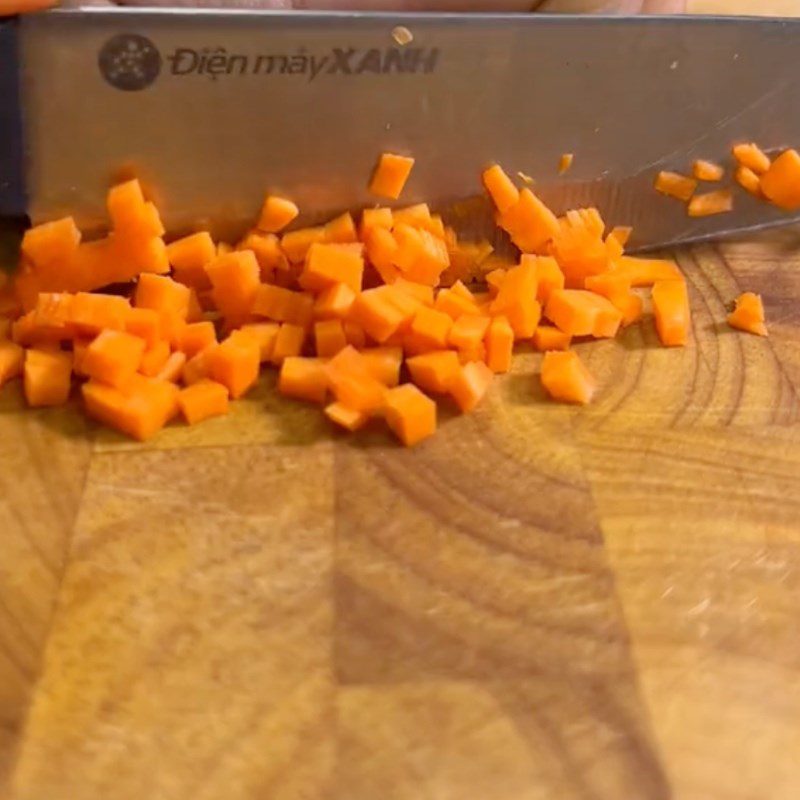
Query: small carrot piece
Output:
[[760, 149, 800, 210], [541, 350, 595, 405], [448, 314, 490, 351], [24, 348, 73, 408], [364, 227, 401, 284], [727, 292, 767, 337], [0, 340, 24, 387], [533, 325, 572, 352], [687, 189, 733, 217], [139, 340, 171, 377], [125, 307, 162, 347], [608, 226, 633, 248], [360, 347, 403, 387], [434, 287, 480, 321], [270, 323, 306, 366], [325, 401, 369, 432], [278, 357, 329, 404], [83, 330, 146, 388], [135, 274, 191, 321], [237, 323, 280, 362], [323, 213, 359, 245], [369, 153, 415, 200], [302, 242, 364, 294], [207, 332, 260, 398], [732, 143, 771, 175], [496, 188, 560, 254], [545, 289, 622, 339], [314, 319, 348, 358], [532, 256, 566, 303], [258, 196, 299, 233], [482, 165, 520, 214], [558, 153, 574, 175], [325, 346, 387, 413], [406, 350, 460, 394], [612, 256, 684, 287], [178, 380, 229, 425], [692, 159, 724, 182], [252, 283, 314, 328], [166, 232, 216, 277], [314, 283, 357, 321], [652, 279, 691, 347], [735, 165, 762, 197], [182, 344, 217, 386], [177, 321, 217, 358], [448, 361, 493, 413], [349, 286, 407, 344], [654, 171, 697, 202], [489, 259, 541, 339], [281, 226, 326, 263], [485, 268, 507, 298], [384, 383, 437, 447], [70, 292, 131, 336], [484, 315, 514, 374], [584, 273, 643, 327], [359, 207, 394, 239], [155, 351, 187, 384]]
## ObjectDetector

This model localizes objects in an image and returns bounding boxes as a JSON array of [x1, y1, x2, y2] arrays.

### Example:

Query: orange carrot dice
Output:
[[178, 380, 229, 425], [281, 226, 326, 263], [314, 283, 357, 320], [302, 243, 364, 294], [406, 350, 460, 394], [135, 273, 190, 320], [270, 323, 306, 366], [70, 292, 132, 336], [206, 250, 261, 324], [177, 321, 217, 358], [497, 188, 560, 254], [155, 351, 187, 383], [490, 259, 541, 339], [278, 357, 329, 404], [727, 292, 767, 336], [238, 323, 280, 362], [0, 340, 25, 387], [348, 286, 406, 343], [166, 232, 216, 277], [124, 307, 161, 347], [369, 153, 415, 200], [448, 314, 490, 351], [83, 329, 146, 387], [360, 346, 403, 388], [654, 171, 697, 202], [365, 227, 401, 284], [541, 350, 595, 405], [383, 384, 436, 447], [760, 149, 800, 210], [359, 207, 394, 239], [325, 346, 387, 413], [612, 257, 683, 287], [314, 319, 348, 358], [139, 340, 171, 377], [448, 360, 493, 413], [735, 165, 762, 197], [485, 315, 514, 373], [258, 196, 299, 233], [323, 212, 359, 244], [252, 283, 314, 328], [324, 402, 369, 432], [482, 165, 520, 213], [207, 332, 260, 398], [545, 289, 622, 338], [687, 189, 733, 217], [343, 321, 367, 349], [532, 256, 565, 303], [652, 279, 691, 347], [406, 306, 452, 354], [692, 159, 724, 182], [238, 232, 287, 281], [23, 348, 73, 407], [732, 143, 771, 175], [182, 344, 217, 386], [533, 325, 572, 352]]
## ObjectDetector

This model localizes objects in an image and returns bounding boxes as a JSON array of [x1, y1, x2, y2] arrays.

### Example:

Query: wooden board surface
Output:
[[1, 230, 799, 800]]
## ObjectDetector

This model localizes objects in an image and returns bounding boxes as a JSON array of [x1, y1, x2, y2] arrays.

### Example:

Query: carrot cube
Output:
[[541, 350, 595, 405], [178, 379, 229, 425], [324, 402, 369, 432], [545, 289, 622, 338], [360, 346, 403, 387], [448, 314, 490, 351], [281, 226, 326, 263], [652, 279, 691, 347], [384, 383, 437, 447], [207, 332, 260, 398], [406, 350, 461, 394], [727, 291, 767, 337], [237, 323, 280, 362], [364, 227, 401, 284], [732, 143, 771, 175], [269, 323, 306, 366], [177, 321, 217, 358], [0, 340, 25, 387], [533, 325, 572, 352], [760, 149, 800, 210], [258, 195, 299, 233], [490, 259, 541, 339], [135, 274, 191, 320], [139, 340, 171, 377], [278, 357, 329, 404], [205, 250, 260, 324], [369, 153, 415, 200], [448, 360, 493, 412], [155, 351, 187, 383], [302, 243, 364, 293], [482, 165, 520, 213], [325, 346, 387, 413], [124, 307, 161, 347], [314, 282, 357, 320], [348, 286, 406, 343], [83, 329, 146, 387], [252, 283, 314, 328], [69, 292, 132, 336], [166, 232, 216, 276], [314, 319, 348, 358], [24, 348, 73, 407], [359, 207, 393, 239], [405, 306, 452, 354], [485, 315, 514, 373]]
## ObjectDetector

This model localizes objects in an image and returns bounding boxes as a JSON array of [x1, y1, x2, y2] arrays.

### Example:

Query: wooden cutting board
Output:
[[2, 4, 800, 799]]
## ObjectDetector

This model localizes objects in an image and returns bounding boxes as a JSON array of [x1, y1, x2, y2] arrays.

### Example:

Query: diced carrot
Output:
[[384, 383, 437, 447], [444, 239, 494, 285], [312, 283, 355, 322], [323, 212, 358, 244], [166, 232, 216, 280], [496, 188, 560, 254], [584, 273, 643, 326], [490, 259, 541, 339], [727, 291, 767, 337], [71, 338, 92, 378], [369, 153, 415, 199], [281, 226, 326, 263], [125, 307, 161, 347], [551, 220, 611, 289], [545, 289, 622, 338], [302, 242, 364, 294], [541, 350, 595, 405], [435, 286, 481, 321], [324, 402, 369, 432], [135, 273, 190, 319], [258, 196, 299, 233], [82, 375, 179, 441], [178, 380, 229, 425], [155, 351, 186, 383], [21, 217, 81, 280], [558, 153, 574, 175], [532, 256, 566, 303], [33, 292, 74, 336], [207, 332, 260, 398], [0, 340, 24, 387], [485, 268, 507, 298], [364, 227, 401, 284], [314, 319, 348, 358], [482, 165, 520, 213], [652, 279, 691, 347], [533, 325, 572, 352], [278, 357, 329, 404], [139, 340, 171, 377], [406, 350, 460, 394], [608, 226, 632, 248], [11, 311, 63, 348], [360, 346, 403, 387], [448, 314, 490, 351], [654, 171, 697, 202], [177, 321, 216, 358], [83, 329, 146, 388], [348, 286, 407, 343], [107, 180, 164, 239], [393, 224, 449, 286], [343, 321, 367, 349], [238, 232, 288, 281], [68, 292, 131, 337], [456, 343, 486, 364], [182, 344, 217, 386], [393, 278, 434, 307], [484, 314, 514, 374], [693, 159, 724, 182], [360, 207, 394, 239], [205, 250, 260, 325], [23, 348, 72, 407], [252, 283, 314, 328], [732, 142, 771, 175], [405, 305, 452, 354], [612, 256, 684, 287], [325, 346, 387, 412], [448, 360, 493, 413], [735, 165, 762, 197], [760, 149, 800, 210], [233, 323, 277, 363], [688, 189, 733, 217]]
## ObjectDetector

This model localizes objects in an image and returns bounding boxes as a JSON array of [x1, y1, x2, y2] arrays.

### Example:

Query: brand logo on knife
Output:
[[98, 34, 162, 92]]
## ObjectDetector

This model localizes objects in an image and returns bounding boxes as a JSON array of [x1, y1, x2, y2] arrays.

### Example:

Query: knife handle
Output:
[[0, 17, 27, 221]]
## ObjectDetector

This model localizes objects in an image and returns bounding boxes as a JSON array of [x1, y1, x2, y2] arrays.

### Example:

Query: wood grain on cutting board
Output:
[[1, 4, 800, 799]]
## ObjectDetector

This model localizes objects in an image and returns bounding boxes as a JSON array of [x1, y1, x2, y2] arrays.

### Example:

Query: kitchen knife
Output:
[[3, 8, 800, 249]]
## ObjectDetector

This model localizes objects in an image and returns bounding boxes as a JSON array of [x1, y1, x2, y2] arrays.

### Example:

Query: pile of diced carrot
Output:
[[0, 152, 769, 446]]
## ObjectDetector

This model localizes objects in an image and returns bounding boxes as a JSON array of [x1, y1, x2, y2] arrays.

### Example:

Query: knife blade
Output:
[[4, 8, 800, 249]]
